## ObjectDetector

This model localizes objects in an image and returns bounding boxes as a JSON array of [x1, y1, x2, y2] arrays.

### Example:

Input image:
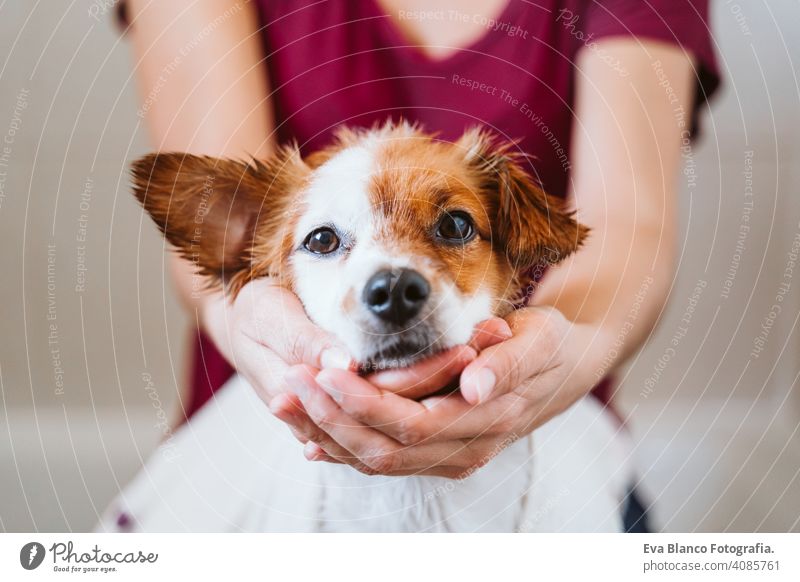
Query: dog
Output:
[[98, 122, 632, 532]]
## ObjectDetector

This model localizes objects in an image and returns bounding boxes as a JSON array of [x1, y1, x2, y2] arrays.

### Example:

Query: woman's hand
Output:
[[199, 277, 356, 405], [199, 276, 486, 409], [273, 307, 607, 478]]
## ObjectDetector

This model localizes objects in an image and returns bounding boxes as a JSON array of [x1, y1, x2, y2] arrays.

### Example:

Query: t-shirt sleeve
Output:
[[582, 0, 720, 136]]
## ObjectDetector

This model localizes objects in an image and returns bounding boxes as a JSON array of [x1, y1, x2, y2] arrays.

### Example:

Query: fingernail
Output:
[[496, 320, 513, 339], [474, 368, 496, 403], [292, 383, 308, 400], [320, 347, 352, 370], [316, 373, 343, 404], [269, 397, 296, 420], [454, 346, 477, 364], [371, 368, 402, 384], [287, 373, 313, 401], [304, 441, 323, 461], [421, 396, 445, 410]]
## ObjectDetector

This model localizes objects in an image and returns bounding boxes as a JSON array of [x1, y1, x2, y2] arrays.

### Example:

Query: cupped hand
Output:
[[200, 277, 355, 406], [272, 308, 602, 478]]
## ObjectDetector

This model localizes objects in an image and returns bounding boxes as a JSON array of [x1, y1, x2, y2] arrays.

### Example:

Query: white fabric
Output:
[[97, 375, 633, 532]]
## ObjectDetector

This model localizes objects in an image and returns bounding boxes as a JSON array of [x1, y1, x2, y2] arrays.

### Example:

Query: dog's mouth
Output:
[[358, 335, 441, 373]]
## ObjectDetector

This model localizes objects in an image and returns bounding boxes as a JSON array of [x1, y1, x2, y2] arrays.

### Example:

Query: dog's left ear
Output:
[[457, 128, 589, 269]]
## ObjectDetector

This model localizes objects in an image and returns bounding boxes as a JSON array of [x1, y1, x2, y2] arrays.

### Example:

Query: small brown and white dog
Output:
[[98, 122, 632, 532]]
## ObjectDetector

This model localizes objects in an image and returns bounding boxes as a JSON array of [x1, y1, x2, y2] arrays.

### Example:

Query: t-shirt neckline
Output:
[[367, 0, 521, 68]]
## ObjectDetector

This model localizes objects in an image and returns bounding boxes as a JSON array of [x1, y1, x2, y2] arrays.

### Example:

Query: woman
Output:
[[124, 0, 718, 528]]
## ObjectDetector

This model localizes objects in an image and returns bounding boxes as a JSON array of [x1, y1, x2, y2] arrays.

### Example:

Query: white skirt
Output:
[[97, 376, 634, 532]]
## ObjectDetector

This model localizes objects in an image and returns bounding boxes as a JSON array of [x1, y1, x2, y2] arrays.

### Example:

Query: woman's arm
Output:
[[453, 38, 697, 408], [129, 0, 273, 159], [128, 0, 353, 406], [128, 0, 273, 312], [449, 38, 695, 410], [531, 38, 692, 373], [277, 39, 698, 477]]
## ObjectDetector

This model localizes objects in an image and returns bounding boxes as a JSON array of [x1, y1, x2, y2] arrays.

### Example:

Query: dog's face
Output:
[[132, 123, 587, 370]]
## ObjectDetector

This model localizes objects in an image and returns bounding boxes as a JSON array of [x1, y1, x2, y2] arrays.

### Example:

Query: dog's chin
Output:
[[358, 336, 445, 373]]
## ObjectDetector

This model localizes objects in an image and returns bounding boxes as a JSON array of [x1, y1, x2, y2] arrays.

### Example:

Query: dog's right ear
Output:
[[131, 146, 307, 292]]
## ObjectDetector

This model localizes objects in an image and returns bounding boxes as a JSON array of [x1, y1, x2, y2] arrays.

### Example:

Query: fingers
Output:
[[284, 365, 502, 474], [234, 338, 292, 406], [316, 368, 517, 444], [302, 440, 471, 479], [303, 442, 343, 463], [460, 308, 566, 405], [270, 391, 356, 462], [468, 317, 513, 351], [305, 437, 465, 477], [368, 346, 476, 399], [366, 318, 511, 400], [238, 280, 355, 370], [284, 365, 407, 474]]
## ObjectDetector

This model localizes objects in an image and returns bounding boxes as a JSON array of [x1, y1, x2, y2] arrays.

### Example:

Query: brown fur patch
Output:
[[131, 145, 309, 295]]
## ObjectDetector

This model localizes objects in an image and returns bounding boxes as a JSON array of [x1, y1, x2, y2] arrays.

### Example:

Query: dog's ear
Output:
[[457, 128, 589, 269], [131, 146, 307, 292]]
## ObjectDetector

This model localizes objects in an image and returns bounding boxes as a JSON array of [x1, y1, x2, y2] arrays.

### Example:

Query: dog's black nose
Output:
[[363, 268, 430, 325]]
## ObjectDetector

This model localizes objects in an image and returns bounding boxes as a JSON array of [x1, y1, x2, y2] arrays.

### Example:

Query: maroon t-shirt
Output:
[[184, 0, 720, 419]]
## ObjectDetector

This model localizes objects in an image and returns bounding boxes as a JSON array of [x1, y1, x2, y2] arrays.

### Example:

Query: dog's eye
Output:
[[436, 212, 475, 243], [304, 227, 340, 254]]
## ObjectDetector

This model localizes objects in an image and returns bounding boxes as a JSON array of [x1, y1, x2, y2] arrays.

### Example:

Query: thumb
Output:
[[460, 308, 561, 405], [243, 279, 355, 370]]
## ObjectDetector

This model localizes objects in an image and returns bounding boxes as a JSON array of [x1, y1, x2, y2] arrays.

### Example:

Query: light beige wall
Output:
[[617, 1, 800, 531], [0, 1, 188, 531], [0, 1, 188, 414], [0, 0, 798, 531]]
